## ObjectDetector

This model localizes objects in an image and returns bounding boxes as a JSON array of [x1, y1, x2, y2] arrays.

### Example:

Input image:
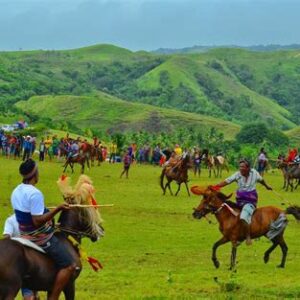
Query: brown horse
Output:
[[63, 153, 90, 174], [160, 154, 192, 196], [0, 175, 103, 299], [277, 160, 300, 191], [202, 154, 229, 178], [191, 186, 300, 269], [213, 155, 229, 178]]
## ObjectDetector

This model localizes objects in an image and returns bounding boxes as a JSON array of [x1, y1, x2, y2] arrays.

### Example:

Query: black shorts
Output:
[[41, 235, 74, 269]]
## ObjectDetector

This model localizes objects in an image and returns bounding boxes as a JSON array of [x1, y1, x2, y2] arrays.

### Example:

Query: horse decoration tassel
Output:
[[57, 174, 104, 238], [68, 235, 103, 272]]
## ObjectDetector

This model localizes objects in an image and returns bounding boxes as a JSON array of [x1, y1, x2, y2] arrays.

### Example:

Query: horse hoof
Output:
[[277, 264, 285, 268], [213, 260, 220, 269]]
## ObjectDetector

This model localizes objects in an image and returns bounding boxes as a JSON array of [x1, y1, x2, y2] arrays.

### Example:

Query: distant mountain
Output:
[[0, 43, 300, 134], [152, 44, 300, 54]]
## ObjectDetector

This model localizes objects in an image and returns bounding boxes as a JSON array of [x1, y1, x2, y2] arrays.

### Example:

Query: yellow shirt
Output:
[[174, 147, 182, 156]]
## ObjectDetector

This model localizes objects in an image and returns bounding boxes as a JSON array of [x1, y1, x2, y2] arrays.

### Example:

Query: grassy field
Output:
[[1, 157, 300, 299]]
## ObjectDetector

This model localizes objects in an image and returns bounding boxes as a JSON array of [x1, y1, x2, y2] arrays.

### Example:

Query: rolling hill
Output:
[[1, 44, 300, 134], [15, 92, 240, 140]]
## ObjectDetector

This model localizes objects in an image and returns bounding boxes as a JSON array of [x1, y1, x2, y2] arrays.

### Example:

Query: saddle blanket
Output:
[[11, 237, 46, 253]]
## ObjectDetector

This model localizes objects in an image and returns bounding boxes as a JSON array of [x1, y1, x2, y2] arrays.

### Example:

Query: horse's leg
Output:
[[165, 179, 173, 195], [86, 156, 90, 170], [264, 239, 279, 264], [63, 281, 75, 300], [0, 276, 21, 300], [277, 235, 288, 268], [63, 160, 69, 173], [184, 181, 190, 197], [175, 183, 181, 196], [212, 236, 229, 268], [230, 243, 238, 270]]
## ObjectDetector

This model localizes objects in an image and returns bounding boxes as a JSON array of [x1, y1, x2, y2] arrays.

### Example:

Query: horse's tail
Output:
[[285, 206, 300, 220], [160, 169, 165, 191]]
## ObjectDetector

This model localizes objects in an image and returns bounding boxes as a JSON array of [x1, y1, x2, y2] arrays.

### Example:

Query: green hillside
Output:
[[132, 54, 294, 128], [1, 44, 300, 131], [15, 93, 240, 140], [285, 126, 300, 145]]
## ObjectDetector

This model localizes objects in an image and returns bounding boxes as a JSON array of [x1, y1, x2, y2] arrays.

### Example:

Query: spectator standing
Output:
[[120, 150, 132, 179], [257, 148, 268, 177], [39, 138, 45, 161]]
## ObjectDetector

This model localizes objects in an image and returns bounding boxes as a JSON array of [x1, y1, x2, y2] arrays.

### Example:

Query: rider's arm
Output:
[[259, 179, 272, 190], [214, 181, 229, 188], [215, 172, 239, 188], [32, 203, 69, 228]]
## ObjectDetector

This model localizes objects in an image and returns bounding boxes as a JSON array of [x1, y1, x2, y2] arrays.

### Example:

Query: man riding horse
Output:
[[213, 158, 272, 245], [11, 159, 77, 300]]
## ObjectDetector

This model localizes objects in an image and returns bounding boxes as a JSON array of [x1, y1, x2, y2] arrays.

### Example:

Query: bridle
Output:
[[56, 225, 99, 241]]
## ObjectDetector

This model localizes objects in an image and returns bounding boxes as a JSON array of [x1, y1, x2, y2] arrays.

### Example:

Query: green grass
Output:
[[285, 126, 300, 145], [1, 157, 300, 299]]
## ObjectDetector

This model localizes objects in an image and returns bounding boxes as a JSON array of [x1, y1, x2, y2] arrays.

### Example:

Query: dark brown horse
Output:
[[0, 206, 103, 299], [63, 153, 90, 174], [160, 154, 192, 196], [191, 186, 300, 270]]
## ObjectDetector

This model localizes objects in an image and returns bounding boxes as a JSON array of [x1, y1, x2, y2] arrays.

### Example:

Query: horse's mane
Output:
[[57, 175, 103, 236], [216, 191, 239, 209]]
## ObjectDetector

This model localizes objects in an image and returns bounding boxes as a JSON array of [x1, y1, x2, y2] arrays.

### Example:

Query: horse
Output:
[[277, 160, 300, 191], [191, 185, 300, 270], [160, 154, 192, 196], [0, 175, 103, 300], [202, 154, 228, 178], [213, 155, 229, 178], [63, 153, 90, 174]]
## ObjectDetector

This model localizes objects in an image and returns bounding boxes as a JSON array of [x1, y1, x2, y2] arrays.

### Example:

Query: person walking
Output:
[[120, 150, 132, 179]]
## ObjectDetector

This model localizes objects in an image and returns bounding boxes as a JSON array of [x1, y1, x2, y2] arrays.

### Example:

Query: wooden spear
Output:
[[48, 204, 114, 209]]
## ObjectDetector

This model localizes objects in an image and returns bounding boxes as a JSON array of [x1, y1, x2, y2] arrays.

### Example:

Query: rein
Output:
[[55, 225, 96, 240], [211, 203, 239, 217]]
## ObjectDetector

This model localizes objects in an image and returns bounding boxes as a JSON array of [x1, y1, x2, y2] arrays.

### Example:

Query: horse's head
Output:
[[191, 186, 232, 219], [58, 207, 104, 242], [182, 153, 193, 169], [57, 174, 104, 242]]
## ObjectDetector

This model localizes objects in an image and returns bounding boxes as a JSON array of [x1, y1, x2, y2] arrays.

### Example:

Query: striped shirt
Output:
[[225, 169, 263, 192]]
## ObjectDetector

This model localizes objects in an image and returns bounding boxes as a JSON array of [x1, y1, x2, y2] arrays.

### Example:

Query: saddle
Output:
[[11, 237, 46, 253]]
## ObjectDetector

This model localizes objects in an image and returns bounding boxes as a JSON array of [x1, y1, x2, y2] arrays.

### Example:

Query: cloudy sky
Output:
[[0, 0, 299, 51]]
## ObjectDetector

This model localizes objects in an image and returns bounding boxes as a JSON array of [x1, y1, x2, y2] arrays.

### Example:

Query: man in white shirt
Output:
[[11, 159, 76, 300]]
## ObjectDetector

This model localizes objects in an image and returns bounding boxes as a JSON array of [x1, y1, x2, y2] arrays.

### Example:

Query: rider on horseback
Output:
[[11, 159, 77, 300], [214, 158, 272, 245]]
